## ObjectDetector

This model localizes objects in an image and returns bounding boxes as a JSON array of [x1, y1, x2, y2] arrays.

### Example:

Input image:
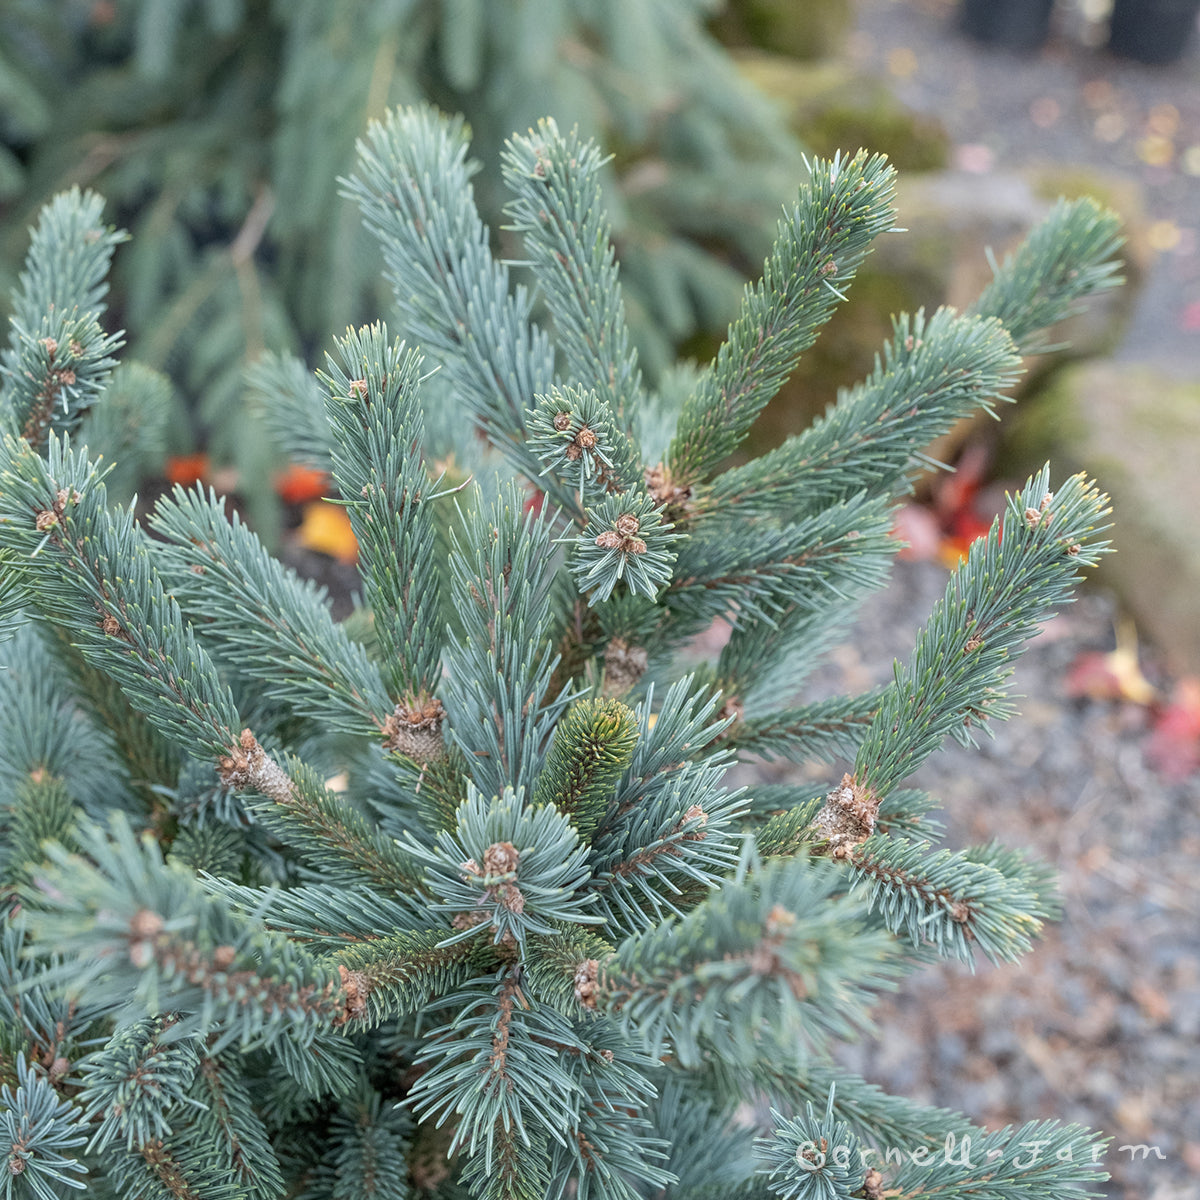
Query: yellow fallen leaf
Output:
[[1136, 135, 1173, 167], [1148, 219, 1181, 252], [297, 500, 358, 564], [887, 46, 917, 79]]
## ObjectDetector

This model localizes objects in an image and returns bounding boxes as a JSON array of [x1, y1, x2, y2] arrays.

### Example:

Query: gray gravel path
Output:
[[823, 560, 1200, 1200], [849, 0, 1200, 375]]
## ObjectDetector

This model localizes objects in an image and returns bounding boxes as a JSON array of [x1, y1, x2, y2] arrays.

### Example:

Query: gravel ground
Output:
[[848, 0, 1200, 373], [792, 558, 1200, 1200]]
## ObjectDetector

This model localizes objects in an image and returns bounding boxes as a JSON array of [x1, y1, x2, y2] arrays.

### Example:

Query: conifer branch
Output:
[[442, 486, 568, 798], [205, 881, 432, 951], [0, 1053, 89, 1194], [814, 467, 1111, 856], [24, 815, 350, 1045], [0, 189, 126, 450], [0, 435, 242, 760], [842, 835, 1053, 964], [345, 107, 566, 503], [218, 741, 422, 893], [411, 788, 602, 949], [725, 692, 884, 764], [594, 857, 898, 1067], [573, 490, 679, 604], [245, 350, 333, 474], [667, 493, 895, 630], [0, 566, 29, 649], [2, 773, 80, 895], [410, 975, 585, 1176], [151, 484, 393, 736], [666, 152, 897, 488], [588, 757, 745, 934], [39, 623, 180, 811], [501, 119, 646, 430], [702, 309, 1021, 523], [316, 1083, 412, 1200], [330, 932, 476, 1029], [77, 1015, 201, 1154], [80, 362, 173, 504], [320, 323, 446, 700], [527, 384, 641, 506], [532, 697, 639, 840], [970, 196, 1124, 353], [716, 606, 863, 713]]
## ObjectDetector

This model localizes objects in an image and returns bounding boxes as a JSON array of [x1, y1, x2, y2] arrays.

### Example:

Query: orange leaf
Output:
[[274, 463, 331, 505], [296, 501, 358, 564], [164, 454, 210, 487]]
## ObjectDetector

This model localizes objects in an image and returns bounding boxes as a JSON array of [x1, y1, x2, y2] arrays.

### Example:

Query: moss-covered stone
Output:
[[735, 53, 950, 172], [712, 0, 854, 61]]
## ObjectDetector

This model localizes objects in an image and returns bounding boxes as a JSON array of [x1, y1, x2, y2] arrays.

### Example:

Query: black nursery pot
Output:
[[1108, 0, 1200, 64], [960, 0, 1055, 50]]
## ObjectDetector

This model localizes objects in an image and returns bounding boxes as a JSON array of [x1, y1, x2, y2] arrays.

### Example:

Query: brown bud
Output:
[[553, 411, 572, 431], [574, 958, 600, 1008], [336, 963, 371, 1023], [575, 426, 597, 450], [595, 531, 622, 551], [614, 513, 640, 538], [483, 841, 519, 876]]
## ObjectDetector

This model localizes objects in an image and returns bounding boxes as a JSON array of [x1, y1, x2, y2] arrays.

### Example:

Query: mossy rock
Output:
[[735, 54, 950, 172], [712, 0, 854, 61], [1003, 361, 1200, 674]]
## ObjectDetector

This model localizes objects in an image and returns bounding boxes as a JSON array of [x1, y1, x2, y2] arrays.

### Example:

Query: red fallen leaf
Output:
[[164, 454, 210, 487], [937, 509, 994, 569], [296, 501, 358, 564], [893, 502, 942, 561], [274, 463, 330, 505], [1180, 299, 1200, 333], [523, 487, 545, 517], [1064, 624, 1156, 706], [933, 442, 989, 521], [1147, 677, 1200, 780]]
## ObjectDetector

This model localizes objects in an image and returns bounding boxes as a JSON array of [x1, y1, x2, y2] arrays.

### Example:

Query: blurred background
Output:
[[1, 2, 1197, 1197]]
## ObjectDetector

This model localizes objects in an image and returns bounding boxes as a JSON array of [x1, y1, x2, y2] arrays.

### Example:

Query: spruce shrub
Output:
[[0, 108, 1122, 1200]]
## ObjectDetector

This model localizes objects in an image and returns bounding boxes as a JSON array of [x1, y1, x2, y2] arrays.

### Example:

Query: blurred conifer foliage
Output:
[[0, 0, 803, 523]]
